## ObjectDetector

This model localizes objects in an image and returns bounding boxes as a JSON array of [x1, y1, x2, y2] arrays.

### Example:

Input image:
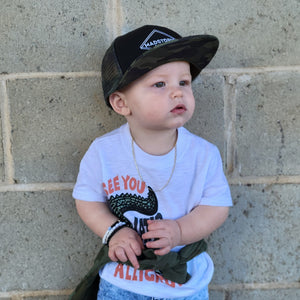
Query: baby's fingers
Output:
[[109, 246, 126, 262], [153, 246, 171, 256], [109, 245, 140, 269], [125, 246, 141, 269]]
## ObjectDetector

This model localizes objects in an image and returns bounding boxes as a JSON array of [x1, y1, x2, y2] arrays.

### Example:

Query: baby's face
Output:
[[121, 61, 195, 133]]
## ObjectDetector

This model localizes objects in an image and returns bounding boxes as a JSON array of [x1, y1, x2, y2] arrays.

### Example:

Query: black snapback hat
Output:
[[101, 25, 219, 107]]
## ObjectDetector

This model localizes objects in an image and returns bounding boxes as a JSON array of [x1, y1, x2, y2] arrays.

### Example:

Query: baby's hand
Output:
[[142, 219, 182, 255], [108, 227, 144, 269]]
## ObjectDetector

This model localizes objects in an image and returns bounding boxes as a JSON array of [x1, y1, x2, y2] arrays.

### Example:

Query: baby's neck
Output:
[[130, 128, 178, 156]]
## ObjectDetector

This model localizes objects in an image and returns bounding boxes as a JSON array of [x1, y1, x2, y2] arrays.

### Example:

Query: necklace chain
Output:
[[131, 137, 177, 192]]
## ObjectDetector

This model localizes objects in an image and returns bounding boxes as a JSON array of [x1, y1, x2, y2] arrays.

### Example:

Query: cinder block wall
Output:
[[0, 1, 299, 299]]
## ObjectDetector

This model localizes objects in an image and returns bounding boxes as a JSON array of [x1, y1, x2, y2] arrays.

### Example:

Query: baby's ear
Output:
[[109, 92, 130, 116]]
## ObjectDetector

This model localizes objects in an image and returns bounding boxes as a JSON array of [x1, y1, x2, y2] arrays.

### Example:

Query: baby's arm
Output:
[[142, 205, 229, 255], [75, 200, 144, 268]]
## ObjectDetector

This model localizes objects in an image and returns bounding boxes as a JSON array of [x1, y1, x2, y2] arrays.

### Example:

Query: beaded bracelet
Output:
[[102, 220, 128, 245]]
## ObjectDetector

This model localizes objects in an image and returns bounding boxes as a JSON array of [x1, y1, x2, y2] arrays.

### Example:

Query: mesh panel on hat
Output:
[[101, 43, 123, 102]]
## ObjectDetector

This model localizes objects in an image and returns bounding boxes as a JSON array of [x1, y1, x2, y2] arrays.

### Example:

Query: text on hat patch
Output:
[[140, 29, 175, 50]]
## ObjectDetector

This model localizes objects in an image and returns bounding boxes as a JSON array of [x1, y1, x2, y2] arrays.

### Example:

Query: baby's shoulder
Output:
[[92, 125, 124, 147], [180, 127, 218, 152]]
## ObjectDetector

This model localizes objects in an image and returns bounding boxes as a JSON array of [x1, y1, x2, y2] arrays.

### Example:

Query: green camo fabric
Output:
[[69, 239, 207, 300]]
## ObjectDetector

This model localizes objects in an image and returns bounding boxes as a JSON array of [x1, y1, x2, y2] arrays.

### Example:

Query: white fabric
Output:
[[73, 123, 232, 298]]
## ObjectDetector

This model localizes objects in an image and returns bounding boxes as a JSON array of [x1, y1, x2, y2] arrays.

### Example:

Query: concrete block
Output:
[[0, 0, 106, 72], [0, 111, 4, 182], [25, 296, 69, 300], [231, 288, 300, 300], [1, 1, 299, 72], [122, 0, 299, 68], [8, 76, 124, 183], [209, 289, 225, 300], [186, 75, 225, 159], [209, 184, 300, 284], [235, 72, 300, 176], [0, 81, 5, 182], [0, 191, 99, 291]]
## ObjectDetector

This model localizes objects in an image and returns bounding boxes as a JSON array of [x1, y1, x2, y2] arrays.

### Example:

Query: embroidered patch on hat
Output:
[[140, 29, 176, 50]]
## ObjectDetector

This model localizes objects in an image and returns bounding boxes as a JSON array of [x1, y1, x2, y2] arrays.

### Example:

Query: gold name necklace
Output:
[[131, 136, 177, 192]]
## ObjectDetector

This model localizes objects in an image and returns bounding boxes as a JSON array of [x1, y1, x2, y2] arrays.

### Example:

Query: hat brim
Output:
[[117, 35, 219, 91]]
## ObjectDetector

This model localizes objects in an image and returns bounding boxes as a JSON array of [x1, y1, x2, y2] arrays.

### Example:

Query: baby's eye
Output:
[[154, 82, 165, 88], [179, 80, 190, 86]]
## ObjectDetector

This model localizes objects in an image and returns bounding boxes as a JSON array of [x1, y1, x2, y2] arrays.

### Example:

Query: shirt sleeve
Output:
[[199, 146, 232, 207], [72, 141, 106, 202]]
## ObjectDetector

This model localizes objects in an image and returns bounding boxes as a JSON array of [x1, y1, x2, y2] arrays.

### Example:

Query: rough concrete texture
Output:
[[122, 0, 299, 68], [7, 77, 124, 183], [0, 0, 106, 73], [0, 111, 3, 181], [23, 296, 69, 300], [1, 1, 299, 73], [209, 184, 300, 284], [0, 191, 99, 291], [209, 290, 225, 300], [235, 72, 300, 176], [187, 75, 225, 156], [230, 288, 300, 300]]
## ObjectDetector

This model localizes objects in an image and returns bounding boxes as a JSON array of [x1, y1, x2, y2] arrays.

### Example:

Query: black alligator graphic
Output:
[[108, 186, 158, 225]]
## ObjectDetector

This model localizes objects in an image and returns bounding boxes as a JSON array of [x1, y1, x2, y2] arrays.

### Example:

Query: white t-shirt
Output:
[[73, 123, 232, 298]]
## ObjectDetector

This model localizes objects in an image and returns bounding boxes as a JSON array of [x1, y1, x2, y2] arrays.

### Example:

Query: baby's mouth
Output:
[[171, 104, 187, 113]]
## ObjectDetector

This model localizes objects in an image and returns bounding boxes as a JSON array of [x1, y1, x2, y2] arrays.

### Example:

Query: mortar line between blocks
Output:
[[0, 80, 15, 183], [0, 182, 74, 192], [1, 281, 298, 297], [223, 75, 237, 175], [0, 66, 299, 81], [104, 0, 125, 43], [0, 289, 73, 298], [210, 281, 300, 291], [111, 0, 124, 36], [228, 175, 300, 185], [0, 71, 100, 81], [0, 176, 299, 193], [203, 65, 300, 75]]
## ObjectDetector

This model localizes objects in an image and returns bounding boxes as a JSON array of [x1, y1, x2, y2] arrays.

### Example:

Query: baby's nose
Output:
[[170, 86, 183, 99]]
